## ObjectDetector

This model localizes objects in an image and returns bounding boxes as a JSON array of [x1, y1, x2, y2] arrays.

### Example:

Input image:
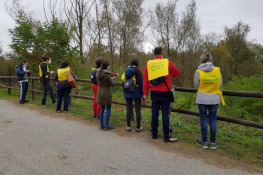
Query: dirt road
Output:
[[0, 99, 259, 175]]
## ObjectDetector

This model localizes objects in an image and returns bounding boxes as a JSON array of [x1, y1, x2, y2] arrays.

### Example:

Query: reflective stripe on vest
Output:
[[58, 68, 70, 81], [197, 67, 225, 105], [39, 63, 49, 78]]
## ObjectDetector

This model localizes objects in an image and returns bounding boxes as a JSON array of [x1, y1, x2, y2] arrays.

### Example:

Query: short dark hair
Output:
[[61, 61, 69, 68], [154, 47, 163, 55], [95, 57, 104, 68], [22, 59, 28, 63], [42, 57, 50, 61]]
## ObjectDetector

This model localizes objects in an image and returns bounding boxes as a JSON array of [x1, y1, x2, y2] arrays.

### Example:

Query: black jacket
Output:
[[40, 63, 50, 83]]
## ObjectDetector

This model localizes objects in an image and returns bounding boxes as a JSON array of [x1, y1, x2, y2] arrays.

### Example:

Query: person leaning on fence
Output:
[[15, 59, 31, 104], [96, 60, 115, 130], [91, 57, 104, 119], [39, 57, 56, 106], [194, 52, 225, 150], [143, 47, 180, 142], [54, 61, 75, 113], [121, 58, 144, 132]]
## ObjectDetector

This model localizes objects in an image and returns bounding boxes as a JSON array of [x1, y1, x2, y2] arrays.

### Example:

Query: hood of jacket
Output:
[[98, 70, 111, 80], [17, 63, 23, 68], [125, 67, 136, 79], [198, 62, 214, 72]]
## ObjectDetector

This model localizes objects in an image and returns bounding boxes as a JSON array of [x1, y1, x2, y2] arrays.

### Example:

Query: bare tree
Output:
[[150, 0, 179, 59], [99, 0, 115, 71], [5, 0, 33, 21], [63, 0, 95, 63], [112, 0, 144, 66], [177, 0, 201, 53]]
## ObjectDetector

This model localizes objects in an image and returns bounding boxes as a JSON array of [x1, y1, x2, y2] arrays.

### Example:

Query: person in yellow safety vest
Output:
[[194, 52, 225, 150], [54, 61, 75, 112], [39, 57, 56, 106]]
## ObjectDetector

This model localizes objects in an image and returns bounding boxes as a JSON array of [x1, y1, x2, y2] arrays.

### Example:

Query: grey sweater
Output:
[[194, 62, 223, 105]]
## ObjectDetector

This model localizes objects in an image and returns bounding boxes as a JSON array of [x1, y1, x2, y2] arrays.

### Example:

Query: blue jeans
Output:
[[198, 104, 219, 143], [99, 105, 111, 127], [56, 87, 71, 111]]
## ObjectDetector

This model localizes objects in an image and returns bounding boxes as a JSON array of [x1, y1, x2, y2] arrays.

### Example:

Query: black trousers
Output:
[[151, 91, 173, 140], [41, 81, 56, 105], [125, 98, 141, 128]]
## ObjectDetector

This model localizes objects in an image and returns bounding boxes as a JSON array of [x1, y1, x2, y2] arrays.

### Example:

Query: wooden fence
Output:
[[0, 76, 263, 129]]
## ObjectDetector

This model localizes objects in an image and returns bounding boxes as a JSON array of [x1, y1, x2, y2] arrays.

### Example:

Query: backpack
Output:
[[123, 77, 135, 93], [151, 76, 166, 85], [91, 69, 98, 84]]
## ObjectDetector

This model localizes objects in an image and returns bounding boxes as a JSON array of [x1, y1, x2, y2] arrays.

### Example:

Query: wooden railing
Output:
[[0, 76, 263, 129]]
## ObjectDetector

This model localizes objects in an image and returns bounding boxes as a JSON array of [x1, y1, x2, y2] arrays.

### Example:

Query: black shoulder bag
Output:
[[163, 80, 175, 102]]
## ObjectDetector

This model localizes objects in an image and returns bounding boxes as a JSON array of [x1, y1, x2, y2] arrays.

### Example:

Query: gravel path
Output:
[[0, 99, 257, 175]]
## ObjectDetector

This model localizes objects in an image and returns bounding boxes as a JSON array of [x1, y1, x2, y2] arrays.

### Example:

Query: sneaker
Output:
[[104, 125, 114, 131], [63, 110, 69, 112], [23, 100, 29, 103], [210, 142, 218, 150], [136, 127, 143, 132], [164, 137, 179, 142], [19, 101, 24, 104], [42, 104, 46, 107], [56, 111, 61, 113], [196, 139, 208, 149], [52, 102, 57, 105], [100, 125, 105, 130], [126, 127, 132, 132]]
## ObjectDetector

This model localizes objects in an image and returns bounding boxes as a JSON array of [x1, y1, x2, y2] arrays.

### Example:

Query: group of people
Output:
[[16, 57, 75, 113], [15, 46, 224, 149]]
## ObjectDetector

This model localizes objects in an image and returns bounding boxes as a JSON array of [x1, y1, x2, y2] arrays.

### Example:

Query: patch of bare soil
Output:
[[9, 99, 263, 174]]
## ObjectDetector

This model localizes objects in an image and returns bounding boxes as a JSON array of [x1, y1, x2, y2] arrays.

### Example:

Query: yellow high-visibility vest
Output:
[[58, 68, 70, 81], [197, 67, 225, 105], [121, 73, 137, 87], [147, 58, 169, 81], [39, 63, 49, 78]]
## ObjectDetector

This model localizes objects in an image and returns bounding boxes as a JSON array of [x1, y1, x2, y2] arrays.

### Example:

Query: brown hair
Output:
[[200, 52, 213, 64], [131, 58, 143, 79], [95, 57, 104, 69], [98, 59, 109, 77]]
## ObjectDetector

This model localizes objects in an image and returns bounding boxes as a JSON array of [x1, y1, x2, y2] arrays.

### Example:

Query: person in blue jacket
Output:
[[15, 60, 31, 104], [123, 58, 143, 132]]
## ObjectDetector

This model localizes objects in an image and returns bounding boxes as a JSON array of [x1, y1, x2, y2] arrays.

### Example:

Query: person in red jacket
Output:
[[143, 46, 180, 142]]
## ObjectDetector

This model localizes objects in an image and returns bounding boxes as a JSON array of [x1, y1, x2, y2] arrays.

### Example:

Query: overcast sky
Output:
[[0, 0, 263, 54]]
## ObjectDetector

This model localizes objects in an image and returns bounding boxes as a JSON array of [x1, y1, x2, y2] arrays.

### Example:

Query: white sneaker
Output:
[[125, 127, 132, 132], [136, 127, 143, 132]]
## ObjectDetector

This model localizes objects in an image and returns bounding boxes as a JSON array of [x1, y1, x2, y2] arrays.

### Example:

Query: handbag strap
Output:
[[163, 79, 170, 91]]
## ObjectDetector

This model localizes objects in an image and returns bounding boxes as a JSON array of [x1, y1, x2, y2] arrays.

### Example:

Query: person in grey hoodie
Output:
[[194, 52, 223, 150]]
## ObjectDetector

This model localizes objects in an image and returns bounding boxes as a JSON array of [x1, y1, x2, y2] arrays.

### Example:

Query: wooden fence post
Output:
[[32, 79, 35, 100], [8, 78, 11, 95]]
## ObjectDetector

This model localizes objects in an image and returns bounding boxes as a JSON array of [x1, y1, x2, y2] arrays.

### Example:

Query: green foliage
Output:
[[8, 12, 78, 76], [222, 75, 263, 122]]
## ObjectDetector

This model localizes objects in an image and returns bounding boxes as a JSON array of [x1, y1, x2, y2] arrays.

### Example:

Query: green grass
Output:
[[0, 88, 263, 167]]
